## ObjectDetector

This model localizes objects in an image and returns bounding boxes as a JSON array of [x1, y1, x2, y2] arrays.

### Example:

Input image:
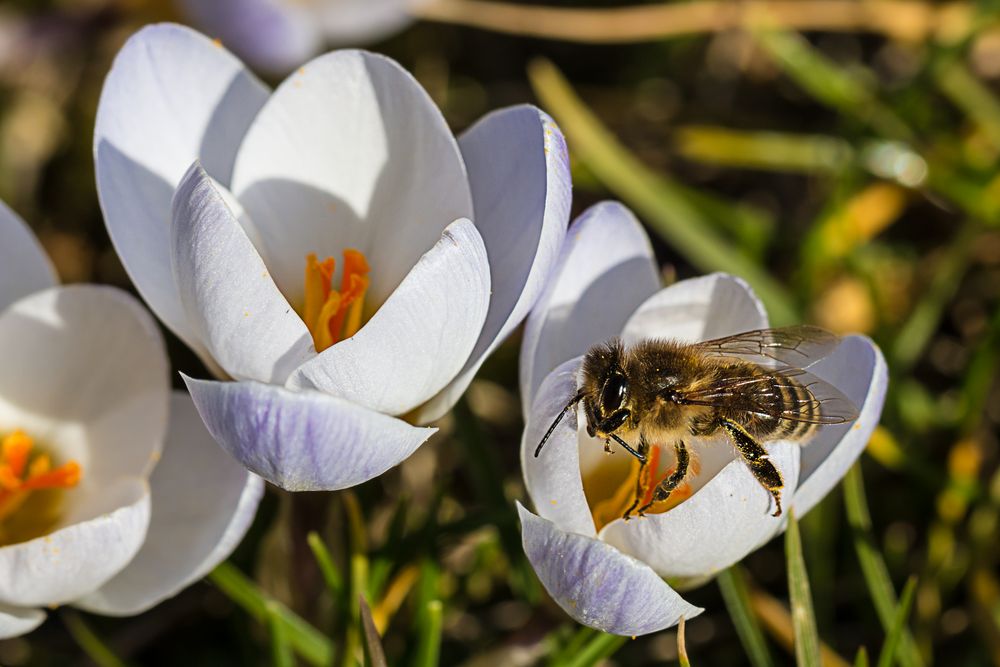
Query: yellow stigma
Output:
[[0, 430, 82, 546], [303, 249, 370, 353], [585, 443, 698, 532]]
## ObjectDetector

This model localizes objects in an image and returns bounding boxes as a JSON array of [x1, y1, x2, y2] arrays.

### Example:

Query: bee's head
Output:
[[580, 339, 633, 437]]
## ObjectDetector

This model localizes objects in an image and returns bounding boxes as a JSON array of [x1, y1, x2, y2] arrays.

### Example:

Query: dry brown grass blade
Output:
[[415, 0, 975, 45], [748, 584, 852, 667]]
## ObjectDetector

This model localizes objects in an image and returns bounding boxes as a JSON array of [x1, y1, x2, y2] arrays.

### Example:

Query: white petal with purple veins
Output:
[[518, 503, 701, 636], [184, 376, 436, 491]]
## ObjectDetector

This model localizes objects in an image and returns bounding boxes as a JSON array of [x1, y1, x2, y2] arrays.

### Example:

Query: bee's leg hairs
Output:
[[719, 418, 783, 517]]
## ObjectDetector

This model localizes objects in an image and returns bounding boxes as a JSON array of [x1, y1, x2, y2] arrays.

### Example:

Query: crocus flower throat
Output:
[[0, 430, 81, 546], [586, 443, 699, 532], [303, 250, 370, 352]]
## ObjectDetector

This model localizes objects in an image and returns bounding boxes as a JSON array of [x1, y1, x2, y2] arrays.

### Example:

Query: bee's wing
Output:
[[680, 367, 859, 425], [692, 325, 841, 367]]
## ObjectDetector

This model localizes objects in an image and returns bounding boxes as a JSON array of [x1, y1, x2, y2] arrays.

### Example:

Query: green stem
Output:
[[61, 610, 127, 667], [208, 562, 334, 667]]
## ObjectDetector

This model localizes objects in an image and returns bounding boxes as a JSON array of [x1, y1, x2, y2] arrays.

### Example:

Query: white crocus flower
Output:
[[177, 0, 424, 73], [0, 202, 262, 639], [94, 24, 570, 492], [518, 201, 887, 636]]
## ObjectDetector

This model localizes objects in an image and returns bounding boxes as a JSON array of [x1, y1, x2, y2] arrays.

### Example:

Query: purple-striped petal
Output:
[[183, 376, 435, 491], [518, 503, 702, 636]]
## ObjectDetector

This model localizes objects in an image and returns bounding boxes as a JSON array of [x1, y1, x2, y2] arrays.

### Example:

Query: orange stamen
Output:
[[303, 249, 371, 352], [0, 431, 82, 525]]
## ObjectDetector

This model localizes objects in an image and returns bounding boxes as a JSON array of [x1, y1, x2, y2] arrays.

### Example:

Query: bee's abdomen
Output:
[[766, 373, 819, 441]]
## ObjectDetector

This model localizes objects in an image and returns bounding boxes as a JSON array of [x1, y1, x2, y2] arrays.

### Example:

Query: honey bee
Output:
[[533, 326, 858, 519]]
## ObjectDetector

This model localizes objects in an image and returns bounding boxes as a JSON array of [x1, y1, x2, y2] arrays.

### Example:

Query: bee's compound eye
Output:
[[601, 375, 628, 412]]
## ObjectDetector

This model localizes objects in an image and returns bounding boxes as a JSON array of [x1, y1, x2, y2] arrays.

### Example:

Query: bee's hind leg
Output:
[[719, 418, 783, 517], [634, 440, 690, 517]]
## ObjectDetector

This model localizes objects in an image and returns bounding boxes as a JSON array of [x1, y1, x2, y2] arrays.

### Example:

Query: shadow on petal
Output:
[[792, 335, 888, 516]]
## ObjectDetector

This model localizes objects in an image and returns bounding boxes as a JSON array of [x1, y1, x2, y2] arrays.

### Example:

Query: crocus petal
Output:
[[518, 503, 702, 636], [171, 162, 314, 384], [0, 199, 56, 312], [77, 393, 263, 616], [0, 286, 169, 488], [522, 357, 596, 536], [177, 0, 322, 74], [0, 604, 44, 639], [184, 376, 436, 491], [231, 49, 473, 308], [520, 202, 660, 413], [792, 335, 888, 516], [622, 273, 769, 345], [415, 106, 572, 423], [95, 23, 269, 360], [316, 0, 418, 45], [600, 440, 800, 580], [0, 479, 149, 608], [287, 219, 490, 415]]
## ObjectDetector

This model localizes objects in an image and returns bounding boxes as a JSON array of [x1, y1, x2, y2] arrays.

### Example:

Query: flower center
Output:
[[303, 250, 371, 353], [584, 442, 701, 532], [0, 430, 81, 546]]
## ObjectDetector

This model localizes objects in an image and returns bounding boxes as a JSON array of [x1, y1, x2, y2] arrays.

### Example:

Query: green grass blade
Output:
[[208, 562, 334, 667], [61, 610, 128, 667], [675, 125, 854, 174], [876, 577, 918, 667], [527, 57, 799, 325], [718, 566, 776, 667], [785, 512, 821, 667], [753, 29, 912, 141], [563, 632, 629, 667], [413, 600, 443, 667], [307, 530, 344, 598], [933, 58, 1000, 151], [855, 646, 870, 667], [266, 602, 294, 667], [843, 465, 923, 667]]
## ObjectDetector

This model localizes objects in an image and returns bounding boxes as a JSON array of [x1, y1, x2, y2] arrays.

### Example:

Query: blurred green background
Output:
[[1, 0, 999, 665]]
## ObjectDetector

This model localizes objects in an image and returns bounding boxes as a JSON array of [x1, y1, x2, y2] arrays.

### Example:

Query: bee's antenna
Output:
[[534, 391, 585, 458]]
